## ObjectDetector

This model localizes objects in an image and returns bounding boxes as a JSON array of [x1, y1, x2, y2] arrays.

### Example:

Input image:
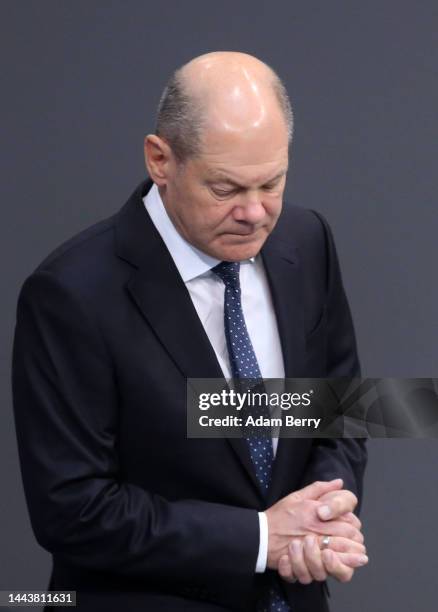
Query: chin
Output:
[[215, 242, 263, 262], [201, 232, 269, 262]]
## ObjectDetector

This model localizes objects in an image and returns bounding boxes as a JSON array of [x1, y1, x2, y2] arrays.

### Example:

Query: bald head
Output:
[[155, 51, 293, 162]]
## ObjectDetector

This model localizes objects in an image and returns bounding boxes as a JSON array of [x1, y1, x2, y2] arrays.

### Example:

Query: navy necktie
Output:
[[212, 261, 291, 612]]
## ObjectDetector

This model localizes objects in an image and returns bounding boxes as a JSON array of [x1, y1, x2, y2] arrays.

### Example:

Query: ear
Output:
[[144, 134, 172, 185]]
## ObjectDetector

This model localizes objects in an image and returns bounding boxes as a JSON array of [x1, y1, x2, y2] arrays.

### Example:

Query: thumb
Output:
[[293, 478, 343, 501]]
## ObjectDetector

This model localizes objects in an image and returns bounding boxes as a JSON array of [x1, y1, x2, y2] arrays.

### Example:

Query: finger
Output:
[[321, 549, 355, 583], [317, 536, 366, 555], [303, 535, 327, 581], [278, 554, 297, 583], [291, 479, 343, 502], [311, 518, 364, 543], [336, 552, 369, 569], [317, 491, 358, 520], [339, 512, 362, 530], [289, 539, 313, 584]]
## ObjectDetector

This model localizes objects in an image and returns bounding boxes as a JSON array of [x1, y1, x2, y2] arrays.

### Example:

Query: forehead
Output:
[[195, 124, 289, 184], [197, 154, 289, 188]]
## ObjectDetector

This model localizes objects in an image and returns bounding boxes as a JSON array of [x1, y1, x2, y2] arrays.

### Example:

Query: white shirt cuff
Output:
[[255, 511, 268, 573]]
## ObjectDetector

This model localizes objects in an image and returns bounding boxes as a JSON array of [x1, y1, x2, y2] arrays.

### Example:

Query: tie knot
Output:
[[212, 261, 240, 288]]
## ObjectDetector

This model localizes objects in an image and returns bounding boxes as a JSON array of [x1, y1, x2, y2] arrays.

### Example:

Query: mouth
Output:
[[223, 226, 263, 237], [220, 232, 264, 246]]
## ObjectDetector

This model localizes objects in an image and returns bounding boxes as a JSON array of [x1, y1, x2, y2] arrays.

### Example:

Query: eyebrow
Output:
[[206, 169, 287, 189]]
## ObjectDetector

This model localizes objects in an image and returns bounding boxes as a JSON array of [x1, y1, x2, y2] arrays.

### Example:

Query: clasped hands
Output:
[[265, 478, 368, 584]]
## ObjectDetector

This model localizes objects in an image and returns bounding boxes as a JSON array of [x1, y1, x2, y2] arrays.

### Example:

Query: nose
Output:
[[232, 192, 266, 225]]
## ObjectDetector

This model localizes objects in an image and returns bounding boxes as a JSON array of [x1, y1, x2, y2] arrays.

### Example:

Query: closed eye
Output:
[[262, 179, 282, 191], [209, 174, 284, 198], [210, 187, 239, 198]]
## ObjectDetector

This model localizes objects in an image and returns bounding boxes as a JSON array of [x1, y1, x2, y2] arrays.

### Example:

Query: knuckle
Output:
[[338, 574, 349, 583], [349, 527, 360, 540], [342, 513, 355, 526], [350, 493, 358, 508], [340, 569, 354, 583]]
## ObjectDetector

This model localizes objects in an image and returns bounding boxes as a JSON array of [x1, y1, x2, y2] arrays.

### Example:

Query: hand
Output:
[[278, 534, 368, 584], [265, 479, 363, 570], [277, 488, 368, 584]]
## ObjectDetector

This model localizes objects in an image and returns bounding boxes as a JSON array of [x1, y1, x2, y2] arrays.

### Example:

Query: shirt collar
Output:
[[143, 182, 254, 282]]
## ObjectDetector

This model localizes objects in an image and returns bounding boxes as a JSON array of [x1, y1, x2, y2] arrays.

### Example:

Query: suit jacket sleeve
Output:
[[299, 211, 367, 512], [12, 269, 259, 594]]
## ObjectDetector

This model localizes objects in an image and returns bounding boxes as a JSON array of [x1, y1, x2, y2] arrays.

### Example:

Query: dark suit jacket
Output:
[[12, 179, 367, 612]]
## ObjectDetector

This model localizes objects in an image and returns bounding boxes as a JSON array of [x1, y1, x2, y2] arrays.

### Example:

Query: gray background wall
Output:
[[2, 1, 437, 610]]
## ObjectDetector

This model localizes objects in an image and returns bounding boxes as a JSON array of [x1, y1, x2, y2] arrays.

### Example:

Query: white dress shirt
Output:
[[143, 183, 285, 572]]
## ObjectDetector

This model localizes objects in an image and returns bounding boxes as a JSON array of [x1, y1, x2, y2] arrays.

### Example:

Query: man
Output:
[[12, 52, 367, 611]]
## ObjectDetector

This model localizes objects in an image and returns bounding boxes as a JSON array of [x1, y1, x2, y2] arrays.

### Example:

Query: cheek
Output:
[[192, 194, 233, 228], [264, 196, 283, 221]]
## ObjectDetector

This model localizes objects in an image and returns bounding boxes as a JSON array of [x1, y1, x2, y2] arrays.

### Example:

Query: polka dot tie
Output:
[[212, 261, 291, 612]]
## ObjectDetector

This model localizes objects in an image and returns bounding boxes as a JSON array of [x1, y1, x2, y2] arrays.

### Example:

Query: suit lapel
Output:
[[116, 180, 223, 380], [261, 238, 306, 379]]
